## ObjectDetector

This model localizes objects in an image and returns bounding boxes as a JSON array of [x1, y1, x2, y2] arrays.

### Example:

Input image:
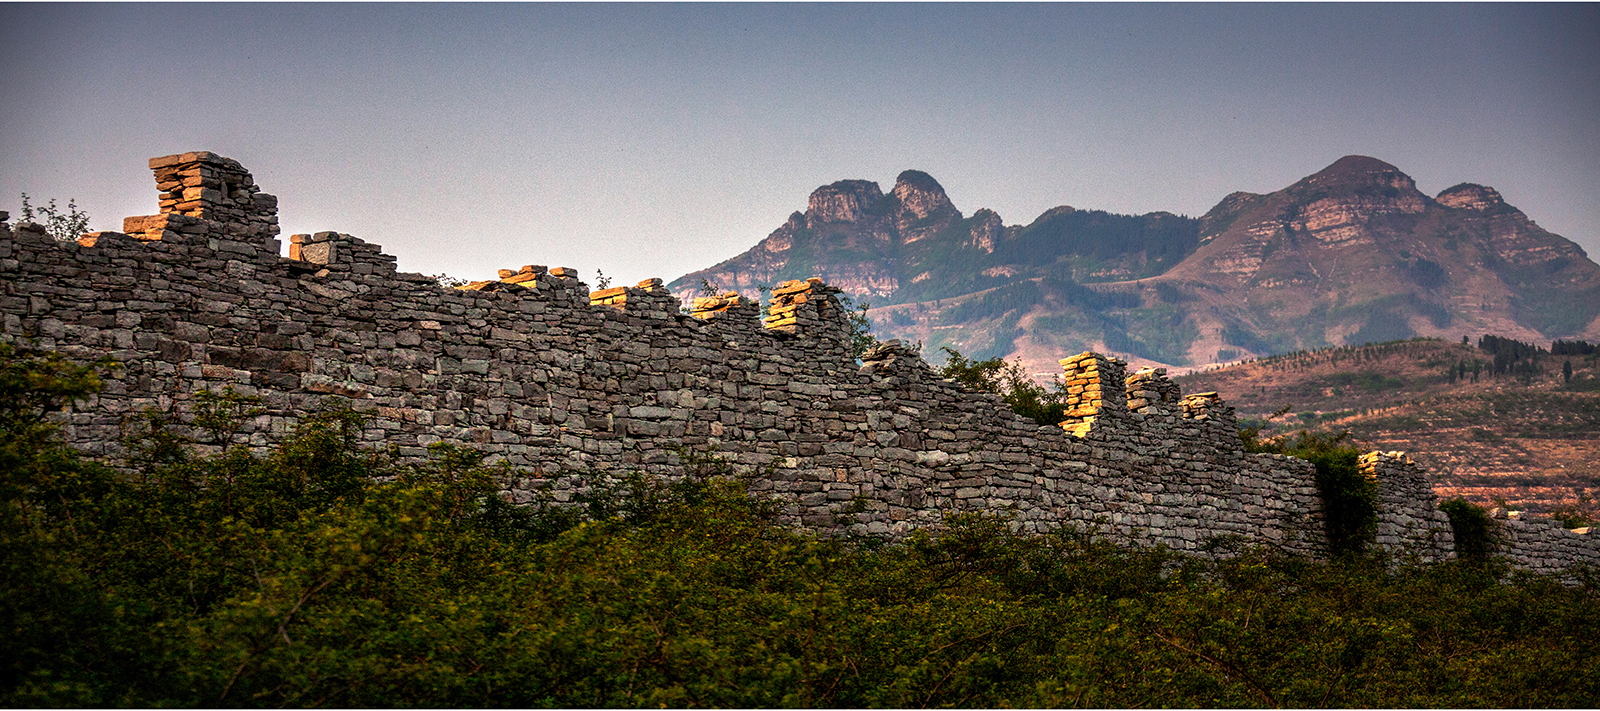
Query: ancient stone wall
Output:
[[1492, 512, 1600, 581], [2, 153, 1595, 575]]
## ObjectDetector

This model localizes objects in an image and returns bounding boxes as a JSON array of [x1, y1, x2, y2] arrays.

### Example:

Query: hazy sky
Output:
[[3, 3, 1597, 288]]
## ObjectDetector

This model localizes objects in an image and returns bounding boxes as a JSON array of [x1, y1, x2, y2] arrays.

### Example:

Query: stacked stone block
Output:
[[136, 151, 279, 241], [117, 213, 207, 244], [287, 231, 397, 278], [690, 291, 748, 319], [1058, 351, 1128, 436], [764, 278, 830, 331], [457, 264, 547, 292], [589, 278, 677, 316], [1178, 391, 1235, 430], [5, 152, 1599, 578], [1125, 366, 1181, 415], [1362, 451, 1455, 562]]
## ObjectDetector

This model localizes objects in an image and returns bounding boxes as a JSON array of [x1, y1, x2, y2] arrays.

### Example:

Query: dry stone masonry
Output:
[[3, 153, 1596, 578]]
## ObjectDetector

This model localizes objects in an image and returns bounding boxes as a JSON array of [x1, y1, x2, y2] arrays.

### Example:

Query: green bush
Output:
[[5, 345, 1600, 707], [937, 346, 1068, 426], [1243, 429, 1376, 556], [1440, 498, 1500, 563]]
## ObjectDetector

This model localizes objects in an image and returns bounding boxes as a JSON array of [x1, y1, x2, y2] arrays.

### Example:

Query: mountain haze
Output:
[[671, 158, 1600, 375]]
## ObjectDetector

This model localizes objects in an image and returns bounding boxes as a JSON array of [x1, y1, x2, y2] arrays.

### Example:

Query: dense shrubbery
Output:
[[5, 344, 1600, 707]]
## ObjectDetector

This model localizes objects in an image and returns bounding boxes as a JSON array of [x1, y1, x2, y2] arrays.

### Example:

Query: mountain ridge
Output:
[[671, 157, 1600, 374]]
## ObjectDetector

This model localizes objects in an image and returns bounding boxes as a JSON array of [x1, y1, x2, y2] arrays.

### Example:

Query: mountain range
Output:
[[669, 157, 1600, 375]]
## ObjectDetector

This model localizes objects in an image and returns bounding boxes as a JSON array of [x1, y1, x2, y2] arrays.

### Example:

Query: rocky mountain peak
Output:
[[806, 179, 885, 224], [1296, 155, 1419, 195], [1436, 183, 1509, 212], [890, 169, 961, 242], [966, 208, 1005, 253], [890, 170, 955, 220]]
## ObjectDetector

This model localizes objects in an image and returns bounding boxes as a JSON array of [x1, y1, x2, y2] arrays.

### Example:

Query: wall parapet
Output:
[[3, 152, 1596, 576]]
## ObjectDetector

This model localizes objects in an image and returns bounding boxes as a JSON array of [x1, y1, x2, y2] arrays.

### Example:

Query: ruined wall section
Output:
[[0, 225, 1327, 555], [1, 152, 1595, 572], [1492, 514, 1600, 583], [1363, 452, 1456, 561], [1057, 354, 1330, 556]]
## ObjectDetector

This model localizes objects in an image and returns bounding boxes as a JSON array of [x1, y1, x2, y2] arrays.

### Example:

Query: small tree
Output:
[[17, 193, 90, 242], [1440, 497, 1499, 562], [937, 346, 1069, 426], [836, 293, 879, 360]]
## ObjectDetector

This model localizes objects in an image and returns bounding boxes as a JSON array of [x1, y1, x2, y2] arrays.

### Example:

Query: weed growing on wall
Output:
[[837, 292, 879, 359], [16, 193, 90, 242]]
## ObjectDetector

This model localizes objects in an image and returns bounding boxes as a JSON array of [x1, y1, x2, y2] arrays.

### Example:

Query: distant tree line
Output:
[[1478, 335, 1545, 379], [1551, 339, 1598, 356]]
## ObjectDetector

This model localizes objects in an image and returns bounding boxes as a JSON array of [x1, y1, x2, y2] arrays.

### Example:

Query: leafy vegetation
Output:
[[15, 193, 90, 242], [1440, 498, 1500, 563], [837, 292, 877, 360], [5, 345, 1600, 707], [1241, 429, 1376, 556], [936, 347, 1068, 426]]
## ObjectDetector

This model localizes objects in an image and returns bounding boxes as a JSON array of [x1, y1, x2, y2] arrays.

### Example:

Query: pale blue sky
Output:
[[3, 3, 1597, 288]]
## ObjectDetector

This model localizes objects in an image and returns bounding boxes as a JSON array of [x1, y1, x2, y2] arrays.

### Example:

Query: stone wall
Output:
[[2, 153, 1596, 575], [1493, 512, 1599, 581]]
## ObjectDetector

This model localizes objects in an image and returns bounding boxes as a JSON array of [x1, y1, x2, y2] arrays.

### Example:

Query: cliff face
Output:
[[671, 171, 964, 301], [1160, 155, 1600, 361], [675, 156, 1600, 374]]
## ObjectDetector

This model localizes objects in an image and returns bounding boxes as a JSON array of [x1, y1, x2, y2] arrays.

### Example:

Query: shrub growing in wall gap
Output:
[[1439, 498, 1499, 563], [1243, 429, 1377, 556], [937, 347, 1069, 426]]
